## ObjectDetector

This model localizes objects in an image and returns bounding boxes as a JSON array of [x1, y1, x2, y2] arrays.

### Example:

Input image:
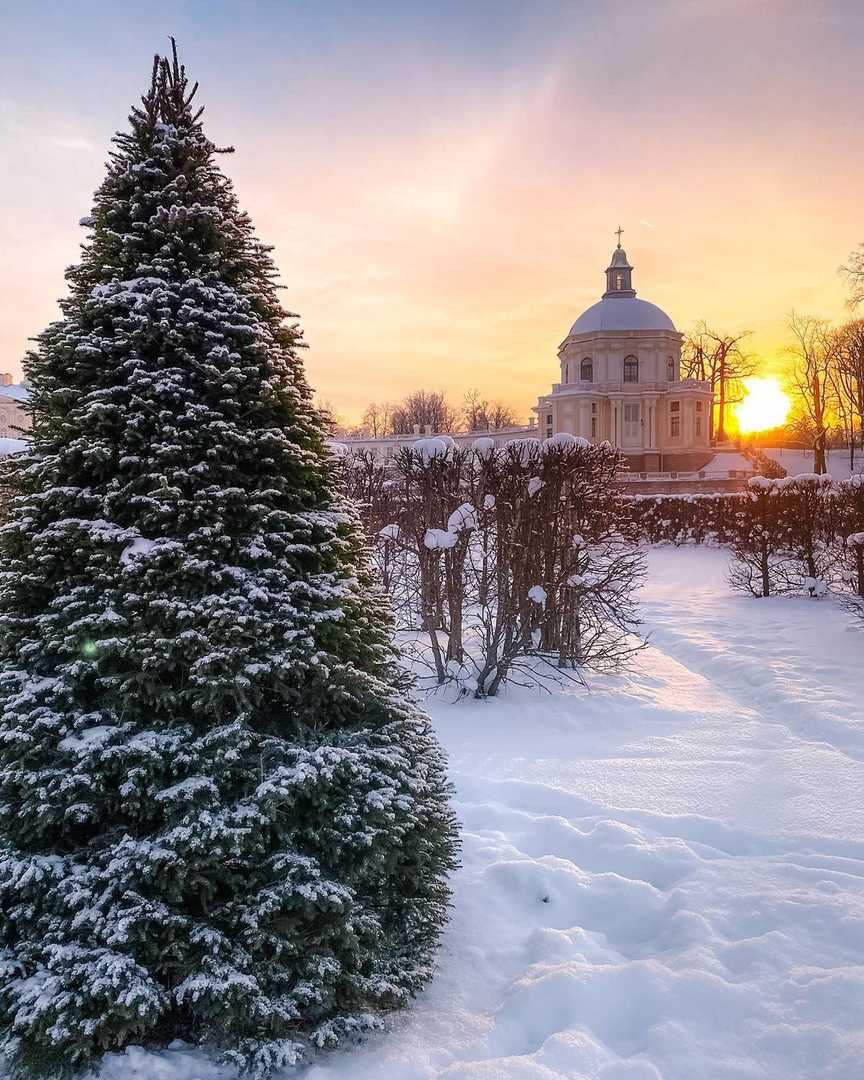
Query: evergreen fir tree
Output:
[[0, 44, 457, 1078]]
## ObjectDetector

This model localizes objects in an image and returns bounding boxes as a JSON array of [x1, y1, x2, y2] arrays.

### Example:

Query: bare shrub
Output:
[[341, 435, 645, 696]]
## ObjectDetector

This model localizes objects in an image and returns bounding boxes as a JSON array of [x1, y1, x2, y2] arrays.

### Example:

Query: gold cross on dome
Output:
[[614, 225, 624, 248]]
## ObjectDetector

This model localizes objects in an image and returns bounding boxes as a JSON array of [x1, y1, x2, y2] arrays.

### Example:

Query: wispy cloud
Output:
[[44, 134, 95, 152], [0, 103, 95, 153]]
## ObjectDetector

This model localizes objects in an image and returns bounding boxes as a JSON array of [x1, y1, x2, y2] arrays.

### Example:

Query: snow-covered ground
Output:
[[34, 548, 864, 1079], [701, 450, 753, 474], [762, 447, 864, 481], [0, 437, 28, 457], [701, 447, 864, 479]]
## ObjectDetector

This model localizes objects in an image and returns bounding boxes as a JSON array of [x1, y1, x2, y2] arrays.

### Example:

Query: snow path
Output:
[[301, 547, 864, 1080], [29, 547, 864, 1080]]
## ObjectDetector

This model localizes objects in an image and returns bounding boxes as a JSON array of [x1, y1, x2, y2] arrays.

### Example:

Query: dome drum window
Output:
[[580, 358, 593, 382], [623, 356, 639, 383]]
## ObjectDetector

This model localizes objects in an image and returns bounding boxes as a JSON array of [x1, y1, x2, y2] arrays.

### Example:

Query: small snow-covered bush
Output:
[[630, 475, 864, 600], [626, 492, 750, 546]]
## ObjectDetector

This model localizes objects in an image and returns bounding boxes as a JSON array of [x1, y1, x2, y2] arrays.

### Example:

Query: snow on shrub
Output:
[[447, 503, 478, 532], [424, 528, 458, 550], [542, 432, 589, 452], [504, 436, 541, 463], [413, 436, 450, 462], [471, 436, 496, 458]]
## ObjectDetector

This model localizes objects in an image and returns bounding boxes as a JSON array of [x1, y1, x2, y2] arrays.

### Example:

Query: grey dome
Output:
[[569, 296, 676, 335]]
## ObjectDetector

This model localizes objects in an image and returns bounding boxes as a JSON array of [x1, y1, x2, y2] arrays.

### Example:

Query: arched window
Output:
[[667, 356, 676, 382], [623, 356, 639, 383], [580, 358, 593, 382], [563, 362, 569, 384]]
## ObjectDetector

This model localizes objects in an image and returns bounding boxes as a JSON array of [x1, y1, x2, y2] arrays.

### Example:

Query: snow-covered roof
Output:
[[0, 383, 30, 403], [568, 296, 676, 336]]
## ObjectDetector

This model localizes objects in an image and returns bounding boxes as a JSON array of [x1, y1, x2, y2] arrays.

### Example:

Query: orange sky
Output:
[[1, 2, 861, 423]]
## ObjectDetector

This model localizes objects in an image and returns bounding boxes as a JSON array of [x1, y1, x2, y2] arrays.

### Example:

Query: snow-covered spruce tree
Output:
[[0, 45, 457, 1078]]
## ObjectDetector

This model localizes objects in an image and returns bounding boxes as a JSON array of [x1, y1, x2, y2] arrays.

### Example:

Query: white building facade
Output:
[[535, 243, 712, 472], [0, 375, 30, 441]]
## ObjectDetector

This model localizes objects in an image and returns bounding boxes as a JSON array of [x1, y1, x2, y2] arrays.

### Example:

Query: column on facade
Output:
[[643, 395, 658, 449], [688, 398, 697, 447], [579, 399, 590, 439]]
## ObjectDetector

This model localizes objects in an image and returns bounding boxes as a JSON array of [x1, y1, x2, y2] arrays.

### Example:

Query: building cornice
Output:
[[559, 327, 684, 353], [541, 378, 711, 399]]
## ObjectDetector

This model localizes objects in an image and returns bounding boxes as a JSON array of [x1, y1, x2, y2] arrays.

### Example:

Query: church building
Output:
[[535, 236, 713, 472]]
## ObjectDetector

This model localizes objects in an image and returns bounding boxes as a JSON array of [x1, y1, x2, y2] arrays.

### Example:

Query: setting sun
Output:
[[735, 376, 791, 434]]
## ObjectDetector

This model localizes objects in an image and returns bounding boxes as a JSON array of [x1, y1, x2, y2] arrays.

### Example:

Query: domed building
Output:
[[535, 239, 713, 472]]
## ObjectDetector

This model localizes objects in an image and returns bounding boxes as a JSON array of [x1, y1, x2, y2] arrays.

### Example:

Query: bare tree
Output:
[[462, 389, 518, 432], [360, 400, 394, 438], [827, 320, 864, 469], [841, 243, 864, 309], [681, 322, 754, 443], [462, 389, 486, 433], [313, 397, 340, 435], [727, 479, 788, 597], [390, 390, 457, 435], [486, 401, 519, 430], [789, 313, 834, 475], [832, 476, 864, 606]]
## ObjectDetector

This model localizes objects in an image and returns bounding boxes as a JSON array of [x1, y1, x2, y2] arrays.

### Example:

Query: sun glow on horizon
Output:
[[735, 376, 791, 434]]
